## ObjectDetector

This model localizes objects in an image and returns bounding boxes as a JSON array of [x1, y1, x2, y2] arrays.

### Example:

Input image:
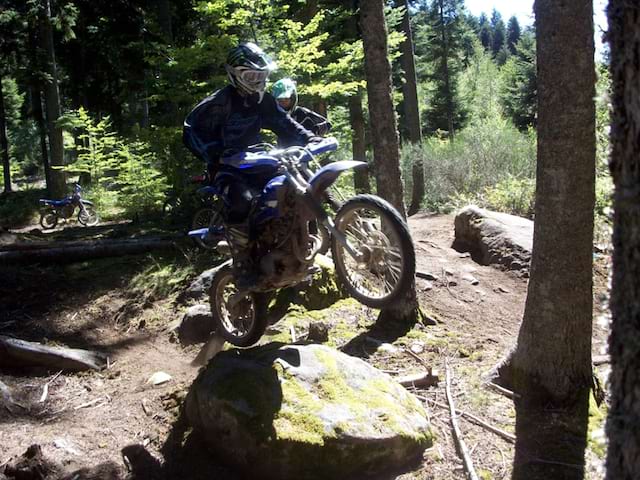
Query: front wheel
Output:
[[78, 207, 99, 226], [209, 264, 269, 347], [330, 194, 415, 309], [40, 212, 58, 229]]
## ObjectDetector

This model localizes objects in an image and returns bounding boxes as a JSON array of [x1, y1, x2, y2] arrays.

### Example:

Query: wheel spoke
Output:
[[334, 200, 409, 303]]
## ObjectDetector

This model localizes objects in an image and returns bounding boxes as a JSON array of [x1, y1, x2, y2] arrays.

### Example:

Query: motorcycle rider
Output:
[[271, 78, 332, 137], [183, 42, 317, 287]]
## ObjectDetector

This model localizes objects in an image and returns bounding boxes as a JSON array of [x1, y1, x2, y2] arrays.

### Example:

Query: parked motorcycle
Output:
[[39, 184, 99, 229], [189, 137, 415, 347]]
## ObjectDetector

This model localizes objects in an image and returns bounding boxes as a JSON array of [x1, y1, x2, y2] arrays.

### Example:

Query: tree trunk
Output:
[[505, 1, 596, 479], [156, 0, 173, 43], [360, 0, 418, 324], [40, 0, 66, 198], [30, 84, 52, 192], [397, 0, 423, 215], [359, 0, 407, 218], [438, 0, 455, 139], [27, 26, 52, 193], [0, 77, 11, 193], [605, 2, 640, 479], [348, 90, 371, 194], [313, 99, 327, 118]]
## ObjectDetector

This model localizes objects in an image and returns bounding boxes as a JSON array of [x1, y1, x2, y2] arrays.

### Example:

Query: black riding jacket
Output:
[[183, 86, 314, 168]]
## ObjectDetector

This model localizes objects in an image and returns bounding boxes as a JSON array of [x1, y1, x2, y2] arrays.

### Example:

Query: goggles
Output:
[[237, 68, 270, 84]]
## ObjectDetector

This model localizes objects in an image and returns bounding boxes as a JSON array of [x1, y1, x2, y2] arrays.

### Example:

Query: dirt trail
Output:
[[0, 213, 609, 480]]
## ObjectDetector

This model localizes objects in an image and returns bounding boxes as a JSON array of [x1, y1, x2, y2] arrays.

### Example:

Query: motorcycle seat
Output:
[[39, 198, 69, 206]]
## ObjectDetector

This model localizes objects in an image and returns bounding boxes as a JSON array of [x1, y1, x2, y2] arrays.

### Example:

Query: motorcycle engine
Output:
[[254, 197, 311, 288]]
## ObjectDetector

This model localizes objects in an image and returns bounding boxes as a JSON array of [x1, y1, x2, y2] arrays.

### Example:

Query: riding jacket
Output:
[[183, 85, 314, 170]]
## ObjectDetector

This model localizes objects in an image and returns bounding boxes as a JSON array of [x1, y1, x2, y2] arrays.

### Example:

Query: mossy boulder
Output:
[[185, 343, 432, 479]]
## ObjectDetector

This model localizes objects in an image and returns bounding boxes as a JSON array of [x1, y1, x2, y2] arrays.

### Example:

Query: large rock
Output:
[[186, 344, 432, 479], [173, 304, 213, 345], [453, 205, 532, 272], [184, 260, 231, 300]]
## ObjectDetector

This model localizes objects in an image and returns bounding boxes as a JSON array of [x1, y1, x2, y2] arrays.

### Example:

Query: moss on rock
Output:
[[186, 343, 432, 479]]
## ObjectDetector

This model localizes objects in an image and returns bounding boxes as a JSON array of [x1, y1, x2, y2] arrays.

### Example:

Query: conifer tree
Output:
[[506, 16, 522, 55]]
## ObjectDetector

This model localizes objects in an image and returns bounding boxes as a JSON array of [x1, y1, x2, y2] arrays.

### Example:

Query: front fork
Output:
[[286, 169, 362, 261]]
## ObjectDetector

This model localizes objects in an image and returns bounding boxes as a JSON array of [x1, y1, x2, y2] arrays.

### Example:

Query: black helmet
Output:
[[225, 42, 277, 101]]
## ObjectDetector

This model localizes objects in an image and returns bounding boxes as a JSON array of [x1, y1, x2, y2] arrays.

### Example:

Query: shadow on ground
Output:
[[340, 312, 417, 359]]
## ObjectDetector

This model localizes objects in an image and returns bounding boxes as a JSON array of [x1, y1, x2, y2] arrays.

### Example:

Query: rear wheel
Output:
[[330, 194, 415, 309], [78, 207, 99, 226], [40, 212, 58, 229], [191, 204, 224, 251], [209, 264, 269, 347]]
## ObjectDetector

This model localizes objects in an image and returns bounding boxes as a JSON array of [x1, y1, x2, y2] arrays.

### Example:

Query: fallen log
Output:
[[0, 336, 108, 371], [0, 237, 179, 265]]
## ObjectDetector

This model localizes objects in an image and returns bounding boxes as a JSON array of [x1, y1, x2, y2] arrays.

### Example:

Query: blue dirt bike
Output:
[[189, 137, 416, 347], [39, 184, 99, 229]]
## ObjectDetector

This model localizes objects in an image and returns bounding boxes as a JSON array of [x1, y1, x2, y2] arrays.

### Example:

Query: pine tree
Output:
[[417, 0, 468, 137], [478, 12, 492, 50], [500, 31, 537, 130], [506, 16, 522, 55], [490, 9, 506, 57]]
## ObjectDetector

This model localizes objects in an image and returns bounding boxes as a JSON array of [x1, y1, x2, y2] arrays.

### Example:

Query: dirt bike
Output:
[[39, 184, 99, 229], [188, 137, 416, 347]]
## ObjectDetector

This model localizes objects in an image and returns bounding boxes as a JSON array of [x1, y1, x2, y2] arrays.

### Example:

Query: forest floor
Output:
[[0, 213, 610, 480]]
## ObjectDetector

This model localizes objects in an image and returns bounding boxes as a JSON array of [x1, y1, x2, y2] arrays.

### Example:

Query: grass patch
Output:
[[129, 254, 197, 301], [587, 391, 608, 459]]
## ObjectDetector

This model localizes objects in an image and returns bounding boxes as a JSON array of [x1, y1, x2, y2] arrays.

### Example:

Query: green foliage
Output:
[[594, 64, 613, 244], [490, 11, 506, 58], [1, 78, 41, 178], [61, 108, 167, 217], [414, 0, 474, 136], [401, 116, 535, 212], [506, 16, 521, 54], [483, 175, 535, 217], [459, 40, 503, 122], [499, 31, 537, 130], [116, 142, 168, 217], [130, 254, 195, 301], [60, 108, 120, 185]]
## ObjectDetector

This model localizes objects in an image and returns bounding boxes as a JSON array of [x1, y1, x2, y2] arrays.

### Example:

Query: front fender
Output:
[[80, 199, 94, 206], [308, 161, 367, 197]]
